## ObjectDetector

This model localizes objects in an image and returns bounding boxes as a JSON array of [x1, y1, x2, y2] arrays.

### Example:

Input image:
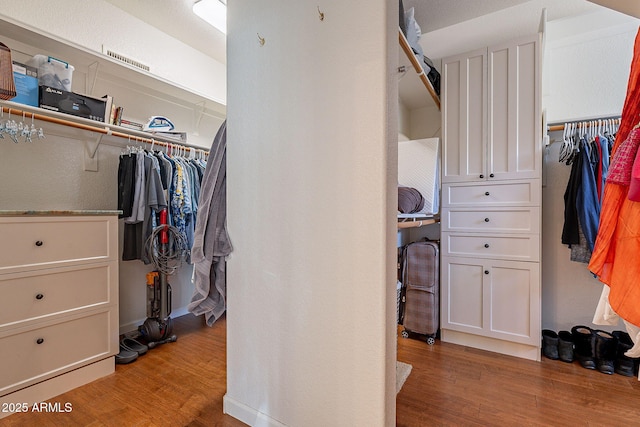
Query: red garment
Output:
[[589, 27, 640, 327], [607, 127, 640, 185]]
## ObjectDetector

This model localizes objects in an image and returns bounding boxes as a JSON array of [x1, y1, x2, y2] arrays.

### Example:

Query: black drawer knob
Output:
[[484, 270, 489, 275], [489, 173, 495, 178], [485, 191, 490, 196], [35, 293, 44, 300], [35, 240, 43, 247], [484, 244, 490, 248], [484, 218, 490, 222], [479, 174, 484, 179], [36, 338, 44, 344]]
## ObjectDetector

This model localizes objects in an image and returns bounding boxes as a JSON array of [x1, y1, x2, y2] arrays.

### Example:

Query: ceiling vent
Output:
[[102, 47, 150, 72]]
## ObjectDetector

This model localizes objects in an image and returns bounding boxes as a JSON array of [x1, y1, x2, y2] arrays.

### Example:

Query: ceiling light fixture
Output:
[[193, 0, 227, 35]]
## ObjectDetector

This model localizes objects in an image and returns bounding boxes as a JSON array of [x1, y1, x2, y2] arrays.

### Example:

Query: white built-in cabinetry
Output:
[[0, 212, 119, 418], [440, 34, 542, 361]]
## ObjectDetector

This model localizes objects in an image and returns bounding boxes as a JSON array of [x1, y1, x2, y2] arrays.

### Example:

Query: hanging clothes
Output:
[[589, 27, 640, 328], [560, 123, 616, 260], [561, 145, 583, 246], [188, 121, 232, 326], [117, 147, 207, 264], [576, 136, 601, 253]]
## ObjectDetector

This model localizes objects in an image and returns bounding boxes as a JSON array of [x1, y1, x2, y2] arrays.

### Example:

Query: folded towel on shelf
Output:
[[398, 186, 425, 214]]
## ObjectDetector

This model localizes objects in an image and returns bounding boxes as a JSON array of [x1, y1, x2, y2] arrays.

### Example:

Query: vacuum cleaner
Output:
[[138, 209, 187, 348]]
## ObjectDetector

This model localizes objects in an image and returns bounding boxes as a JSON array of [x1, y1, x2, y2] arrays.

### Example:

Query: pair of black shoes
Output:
[[569, 326, 638, 376], [543, 327, 639, 376], [542, 329, 574, 363]]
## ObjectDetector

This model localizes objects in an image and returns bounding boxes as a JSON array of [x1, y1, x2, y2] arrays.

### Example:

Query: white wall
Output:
[[225, 1, 396, 426], [0, 3, 226, 334], [543, 9, 638, 122]]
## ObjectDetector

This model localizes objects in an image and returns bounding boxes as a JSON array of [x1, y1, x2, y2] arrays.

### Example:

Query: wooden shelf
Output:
[[399, 30, 441, 110], [0, 100, 208, 153], [397, 216, 439, 229]]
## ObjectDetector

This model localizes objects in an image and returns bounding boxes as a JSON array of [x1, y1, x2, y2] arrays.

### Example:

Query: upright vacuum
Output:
[[138, 208, 187, 348]]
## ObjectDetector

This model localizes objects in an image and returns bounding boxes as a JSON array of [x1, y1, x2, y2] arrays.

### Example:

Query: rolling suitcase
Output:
[[399, 239, 439, 345]]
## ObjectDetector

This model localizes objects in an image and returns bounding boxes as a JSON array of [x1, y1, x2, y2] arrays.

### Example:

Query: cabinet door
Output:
[[441, 256, 484, 332], [488, 35, 541, 180], [442, 48, 487, 183], [486, 258, 540, 346], [441, 256, 540, 346]]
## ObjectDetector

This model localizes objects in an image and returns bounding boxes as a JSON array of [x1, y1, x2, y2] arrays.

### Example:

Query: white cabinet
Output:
[[0, 213, 119, 418], [441, 35, 541, 183], [440, 35, 542, 362], [441, 257, 540, 346]]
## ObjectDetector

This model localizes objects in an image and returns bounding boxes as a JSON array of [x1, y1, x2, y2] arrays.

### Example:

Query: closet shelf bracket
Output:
[[83, 129, 109, 172], [87, 61, 100, 96], [90, 131, 108, 159], [193, 101, 206, 137]]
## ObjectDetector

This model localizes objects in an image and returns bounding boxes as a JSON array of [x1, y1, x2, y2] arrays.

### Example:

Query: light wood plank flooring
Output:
[[3, 315, 640, 426]]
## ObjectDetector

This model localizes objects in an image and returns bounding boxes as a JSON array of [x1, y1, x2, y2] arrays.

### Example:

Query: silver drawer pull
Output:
[[36, 338, 44, 345], [35, 240, 43, 247]]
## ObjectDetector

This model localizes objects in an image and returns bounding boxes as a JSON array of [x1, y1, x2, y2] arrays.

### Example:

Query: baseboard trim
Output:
[[441, 329, 541, 361], [223, 394, 287, 427]]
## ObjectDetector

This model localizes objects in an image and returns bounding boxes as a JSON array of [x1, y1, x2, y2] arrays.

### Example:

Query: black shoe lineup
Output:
[[542, 326, 639, 377]]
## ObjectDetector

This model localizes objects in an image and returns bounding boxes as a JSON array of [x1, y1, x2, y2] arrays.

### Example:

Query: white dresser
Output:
[[0, 212, 119, 417], [440, 34, 542, 361]]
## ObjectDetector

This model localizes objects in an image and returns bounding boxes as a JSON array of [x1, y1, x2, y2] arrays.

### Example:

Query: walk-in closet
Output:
[[2, 1, 640, 426]]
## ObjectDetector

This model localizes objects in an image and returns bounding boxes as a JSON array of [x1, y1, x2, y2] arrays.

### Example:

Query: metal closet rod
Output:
[[0, 104, 209, 154], [547, 116, 621, 132]]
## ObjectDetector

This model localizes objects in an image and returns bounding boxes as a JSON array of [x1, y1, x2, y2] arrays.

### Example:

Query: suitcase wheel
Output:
[[426, 336, 435, 345], [401, 330, 409, 339]]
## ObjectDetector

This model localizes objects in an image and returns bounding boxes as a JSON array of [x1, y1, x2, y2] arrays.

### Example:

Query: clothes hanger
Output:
[[559, 122, 571, 163]]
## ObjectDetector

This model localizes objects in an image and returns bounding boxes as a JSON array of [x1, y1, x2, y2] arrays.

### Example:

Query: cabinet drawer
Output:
[[0, 216, 116, 272], [442, 207, 540, 233], [442, 180, 541, 207], [0, 311, 114, 395], [441, 232, 539, 261], [0, 263, 115, 328]]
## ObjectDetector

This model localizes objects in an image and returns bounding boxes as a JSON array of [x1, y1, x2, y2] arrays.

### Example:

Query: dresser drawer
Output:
[[0, 311, 115, 395], [0, 216, 116, 272], [442, 180, 541, 207], [441, 232, 540, 261], [442, 207, 540, 233], [0, 263, 116, 328]]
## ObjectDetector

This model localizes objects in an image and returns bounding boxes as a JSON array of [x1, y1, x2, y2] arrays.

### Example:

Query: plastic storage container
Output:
[[26, 54, 74, 91]]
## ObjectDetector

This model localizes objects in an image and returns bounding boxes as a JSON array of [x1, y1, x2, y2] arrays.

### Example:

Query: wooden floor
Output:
[[4, 315, 640, 426]]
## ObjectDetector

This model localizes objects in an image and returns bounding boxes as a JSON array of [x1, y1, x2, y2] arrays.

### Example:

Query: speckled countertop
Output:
[[0, 210, 122, 216]]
